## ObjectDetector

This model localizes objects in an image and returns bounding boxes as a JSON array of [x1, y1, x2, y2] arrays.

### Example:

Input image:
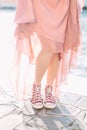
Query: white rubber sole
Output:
[[31, 103, 43, 110], [44, 103, 56, 109]]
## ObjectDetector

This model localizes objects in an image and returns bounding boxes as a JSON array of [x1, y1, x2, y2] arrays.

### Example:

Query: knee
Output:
[[53, 53, 59, 59]]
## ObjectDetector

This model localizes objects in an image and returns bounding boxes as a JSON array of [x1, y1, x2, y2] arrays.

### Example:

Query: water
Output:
[[71, 9, 87, 77]]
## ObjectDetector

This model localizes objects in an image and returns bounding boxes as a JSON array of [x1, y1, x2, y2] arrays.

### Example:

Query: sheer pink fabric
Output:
[[10, 0, 84, 100]]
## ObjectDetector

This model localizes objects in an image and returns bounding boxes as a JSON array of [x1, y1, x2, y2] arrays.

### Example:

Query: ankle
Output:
[[33, 82, 41, 87], [45, 85, 53, 90], [46, 83, 54, 87]]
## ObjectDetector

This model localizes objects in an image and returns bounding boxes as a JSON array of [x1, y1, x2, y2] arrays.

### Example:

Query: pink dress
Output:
[[11, 0, 84, 100]]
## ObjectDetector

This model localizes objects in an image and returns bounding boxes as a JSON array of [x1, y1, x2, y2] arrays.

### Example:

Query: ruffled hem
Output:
[[10, 36, 80, 100]]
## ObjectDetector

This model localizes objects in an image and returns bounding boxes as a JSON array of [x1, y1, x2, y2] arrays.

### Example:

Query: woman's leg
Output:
[[35, 49, 53, 85], [46, 53, 59, 86], [44, 53, 60, 109]]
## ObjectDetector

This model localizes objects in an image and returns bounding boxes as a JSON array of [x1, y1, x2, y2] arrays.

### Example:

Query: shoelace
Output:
[[31, 84, 43, 103], [45, 86, 55, 103]]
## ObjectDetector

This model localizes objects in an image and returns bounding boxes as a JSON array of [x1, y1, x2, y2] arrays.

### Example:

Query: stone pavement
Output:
[[0, 87, 87, 130]]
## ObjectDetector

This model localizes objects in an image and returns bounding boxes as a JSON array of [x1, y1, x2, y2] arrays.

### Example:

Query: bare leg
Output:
[[31, 50, 53, 109], [43, 53, 59, 109], [46, 53, 59, 86], [35, 49, 53, 85], [31, 52, 59, 109]]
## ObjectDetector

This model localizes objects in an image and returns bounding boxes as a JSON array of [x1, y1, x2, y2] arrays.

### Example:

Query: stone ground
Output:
[[0, 88, 87, 130], [0, 8, 87, 130]]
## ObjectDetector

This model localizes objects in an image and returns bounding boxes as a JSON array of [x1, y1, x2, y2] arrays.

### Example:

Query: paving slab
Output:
[[75, 97, 87, 111], [58, 92, 81, 105]]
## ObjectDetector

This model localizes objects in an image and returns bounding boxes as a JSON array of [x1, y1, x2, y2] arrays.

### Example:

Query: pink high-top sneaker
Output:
[[44, 86, 56, 109], [31, 84, 43, 109]]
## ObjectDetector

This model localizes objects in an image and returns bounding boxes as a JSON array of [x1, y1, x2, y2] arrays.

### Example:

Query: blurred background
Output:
[[0, 0, 87, 98], [0, 0, 16, 6]]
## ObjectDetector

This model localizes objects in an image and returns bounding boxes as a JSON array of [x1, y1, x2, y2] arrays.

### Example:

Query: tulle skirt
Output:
[[10, 0, 83, 100]]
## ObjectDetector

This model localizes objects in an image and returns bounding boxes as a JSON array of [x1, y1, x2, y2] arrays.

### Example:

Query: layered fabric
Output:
[[10, 0, 84, 100]]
